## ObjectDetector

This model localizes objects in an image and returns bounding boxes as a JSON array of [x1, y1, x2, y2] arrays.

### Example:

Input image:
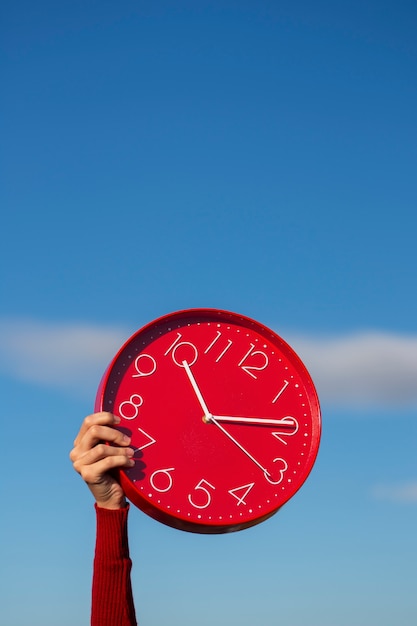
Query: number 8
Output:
[[119, 394, 144, 420]]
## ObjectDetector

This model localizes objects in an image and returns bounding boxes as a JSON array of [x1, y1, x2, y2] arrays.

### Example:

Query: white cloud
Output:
[[371, 481, 417, 503], [0, 318, 128, 396], [1, 319, 417, 410], [288, 332, 417, 410]]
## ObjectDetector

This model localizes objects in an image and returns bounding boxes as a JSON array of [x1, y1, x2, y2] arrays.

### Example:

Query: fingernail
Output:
[[123, 434, 131, 444], [114, 415, 121, 424]]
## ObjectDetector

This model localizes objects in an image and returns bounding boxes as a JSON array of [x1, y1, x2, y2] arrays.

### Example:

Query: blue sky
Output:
[[1, 1, 416, 625]]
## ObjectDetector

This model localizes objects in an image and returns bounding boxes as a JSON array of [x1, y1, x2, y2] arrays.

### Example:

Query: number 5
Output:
[[188, 479, 215, 509]]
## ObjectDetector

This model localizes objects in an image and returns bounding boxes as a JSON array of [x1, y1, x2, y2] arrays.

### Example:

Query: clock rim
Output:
[[95, 307, 321, 533]]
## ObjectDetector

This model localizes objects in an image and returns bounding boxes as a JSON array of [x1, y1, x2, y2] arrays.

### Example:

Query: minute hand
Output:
[[210, 415, 296, 427], [208, 415, 270, 476]]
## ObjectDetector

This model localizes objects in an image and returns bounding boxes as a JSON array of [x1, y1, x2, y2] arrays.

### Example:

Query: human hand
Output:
[[70, 412, 135, 509]]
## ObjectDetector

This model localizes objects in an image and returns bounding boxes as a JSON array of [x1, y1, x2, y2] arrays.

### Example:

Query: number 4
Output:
[[228, 482, 255, 506]]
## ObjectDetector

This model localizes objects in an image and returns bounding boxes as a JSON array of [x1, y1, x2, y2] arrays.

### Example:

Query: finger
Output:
[[70, 424, 131, 462], [74, 422, 129, 454], [72, 443, 135, 474], [77, 453, 135, 484], [78, 441, 134, 466], [73, 411, 120, 446], [73, 412, 120, 447]]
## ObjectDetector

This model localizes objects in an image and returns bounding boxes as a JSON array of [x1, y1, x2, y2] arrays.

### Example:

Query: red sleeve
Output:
[[91, 504, 137, 626]]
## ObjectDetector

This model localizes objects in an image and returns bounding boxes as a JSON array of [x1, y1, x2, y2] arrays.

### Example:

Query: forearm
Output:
[[92, 504, 137, 626]]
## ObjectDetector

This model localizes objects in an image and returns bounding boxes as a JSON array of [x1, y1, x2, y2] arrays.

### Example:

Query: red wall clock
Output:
[[95, 309, 321, 533]]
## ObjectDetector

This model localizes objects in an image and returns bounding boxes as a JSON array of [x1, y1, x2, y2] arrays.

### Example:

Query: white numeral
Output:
[[119, 394, 143, 420], [238, 343, 269, 379], [272, 416, 299, 445], [150, 468, 175, 492], [134, 428, 156, 451], [272, 380, 289, 403], [164, 332, 198, 367], [188, 479, 215, 509], [264, 458, 288, 485], [132, 354, 157, 378], [228, 482, 255, 506], [204, 331, 222, 353], [204, 331, 233, 362]]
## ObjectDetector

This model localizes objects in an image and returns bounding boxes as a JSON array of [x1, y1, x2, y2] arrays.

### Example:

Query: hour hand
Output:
[[182, 360, 212, 420]]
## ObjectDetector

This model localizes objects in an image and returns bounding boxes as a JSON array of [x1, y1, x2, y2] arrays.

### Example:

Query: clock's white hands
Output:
[[182, 360, 212, 420], [210, 415, 296, 428], [182, 360, 270, 476], [209, 416, 270, 476]]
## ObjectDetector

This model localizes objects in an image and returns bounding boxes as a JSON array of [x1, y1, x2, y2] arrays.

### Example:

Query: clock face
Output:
[[95, 309, 321, 533]]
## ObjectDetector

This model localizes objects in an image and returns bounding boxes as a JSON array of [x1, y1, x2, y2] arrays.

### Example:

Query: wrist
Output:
[[95, 496, 127, 510]]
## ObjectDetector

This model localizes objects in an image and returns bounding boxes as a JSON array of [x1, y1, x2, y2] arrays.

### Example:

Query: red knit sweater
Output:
[[92, 504, 137, 626]]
